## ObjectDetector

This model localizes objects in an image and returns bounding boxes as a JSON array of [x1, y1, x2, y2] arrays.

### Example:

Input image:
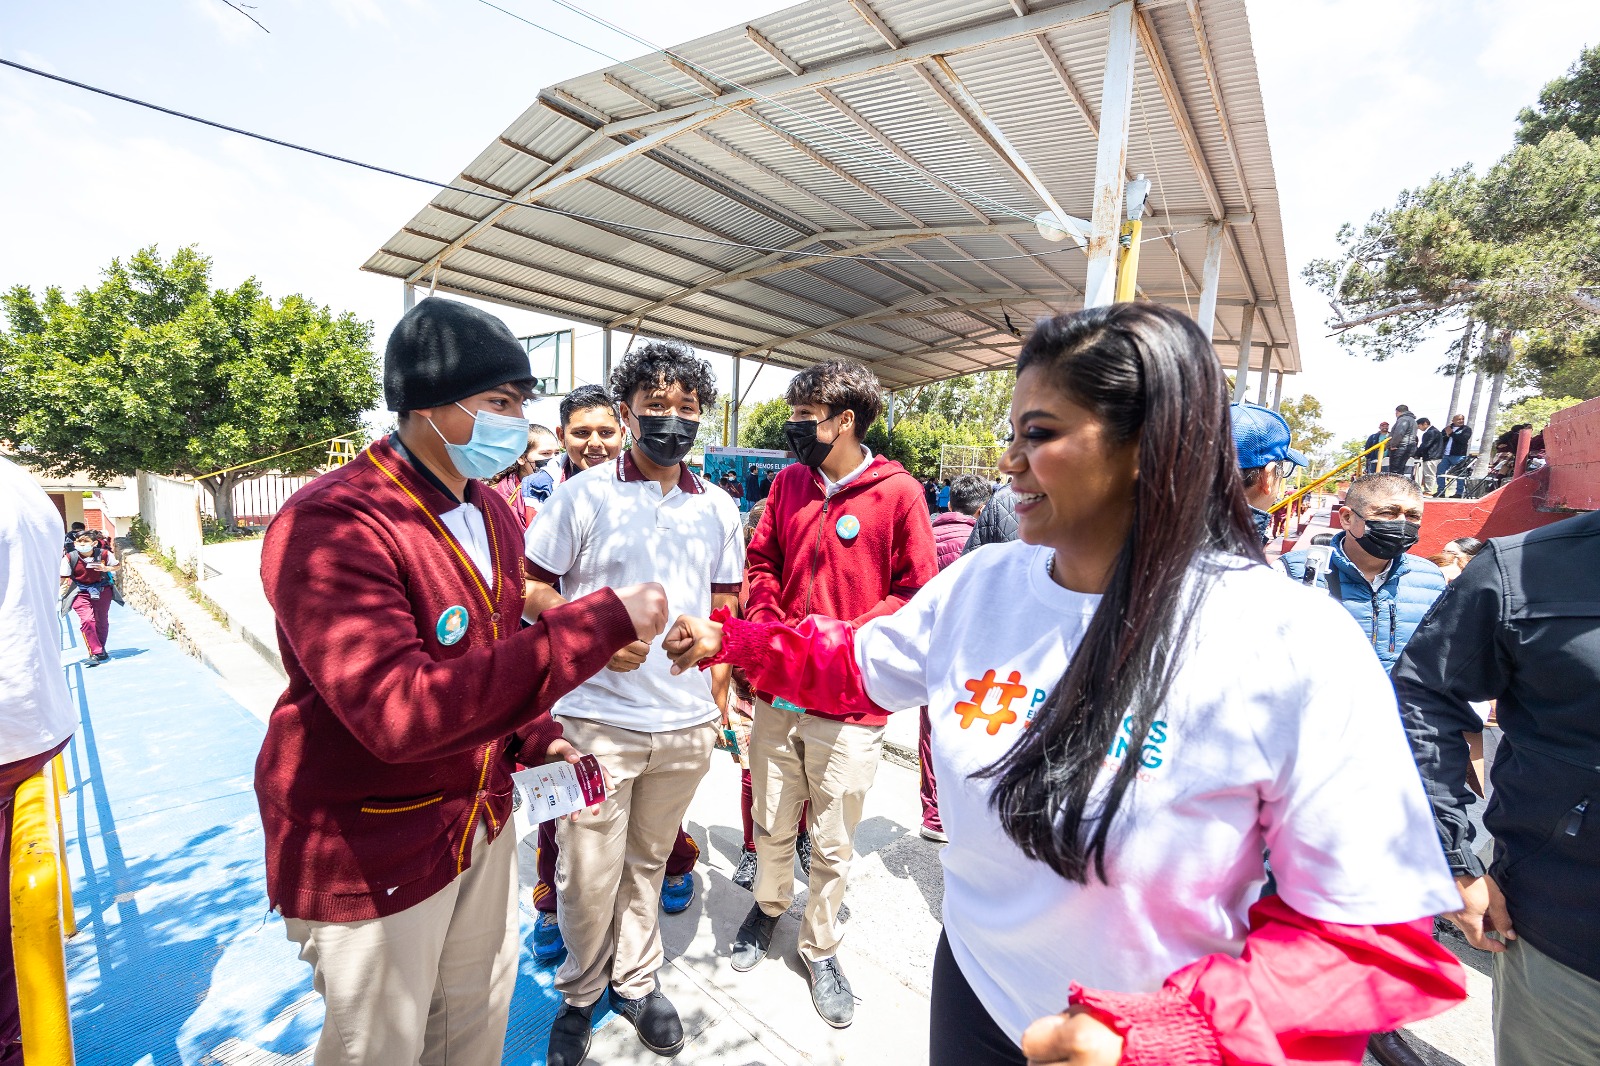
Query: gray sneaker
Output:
[[730, 903, 778, 971], [805, 954, 855, 1028]]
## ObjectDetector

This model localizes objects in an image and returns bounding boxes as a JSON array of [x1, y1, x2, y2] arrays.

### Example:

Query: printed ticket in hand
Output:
[[511, 756, 606, 831]]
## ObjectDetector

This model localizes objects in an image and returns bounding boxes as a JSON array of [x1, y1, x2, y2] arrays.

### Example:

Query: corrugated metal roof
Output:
[[366, 0, 1301, 389]]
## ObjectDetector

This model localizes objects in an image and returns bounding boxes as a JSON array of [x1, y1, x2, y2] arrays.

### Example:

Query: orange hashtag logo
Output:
[[954, 670, 1028, 735]]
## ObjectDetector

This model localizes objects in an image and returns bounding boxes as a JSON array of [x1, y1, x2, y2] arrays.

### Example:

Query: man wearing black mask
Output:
[[524, 340, 744, 1066], [1280, 472, 1450, 1066], [735, 360, 937, 1028], [1281, 473, 1447, 671]]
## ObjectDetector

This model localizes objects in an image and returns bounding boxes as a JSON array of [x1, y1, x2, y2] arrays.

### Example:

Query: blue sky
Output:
[[2, 0, 1596, 444]]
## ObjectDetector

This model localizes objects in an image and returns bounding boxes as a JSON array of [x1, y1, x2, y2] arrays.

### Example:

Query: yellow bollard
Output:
[[47, 762, 75, 939], [11, 772, 74, 1066]]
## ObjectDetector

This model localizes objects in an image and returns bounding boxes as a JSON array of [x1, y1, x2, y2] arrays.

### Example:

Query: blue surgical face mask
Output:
[[427, 402, 530, 481]]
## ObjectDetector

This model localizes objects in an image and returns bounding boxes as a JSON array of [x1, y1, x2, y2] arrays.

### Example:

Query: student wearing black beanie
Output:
[[255, 296, 670, 1066]]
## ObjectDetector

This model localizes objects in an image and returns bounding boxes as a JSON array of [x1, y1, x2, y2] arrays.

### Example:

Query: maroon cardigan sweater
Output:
[[743, 454, 937, 726], [256, 437, 635, 922]]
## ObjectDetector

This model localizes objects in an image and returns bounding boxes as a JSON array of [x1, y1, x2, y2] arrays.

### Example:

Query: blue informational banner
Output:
[[702, 446, 795, 513]]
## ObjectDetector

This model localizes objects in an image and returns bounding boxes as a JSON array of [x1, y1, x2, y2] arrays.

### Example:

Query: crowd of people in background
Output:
[[4, 295, 1595, 1066]]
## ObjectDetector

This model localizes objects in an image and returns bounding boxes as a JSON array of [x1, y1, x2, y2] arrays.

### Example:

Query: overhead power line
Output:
[[0, 56, 1080, 266]]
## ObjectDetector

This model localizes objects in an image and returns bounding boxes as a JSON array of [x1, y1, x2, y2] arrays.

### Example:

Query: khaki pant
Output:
[[1493, 936, 1600, 1065], [1413, 457, 1440, 489], [554, 715, 715, 1006], [750, 699, 884, 961], [283, 825, 518, 1066]]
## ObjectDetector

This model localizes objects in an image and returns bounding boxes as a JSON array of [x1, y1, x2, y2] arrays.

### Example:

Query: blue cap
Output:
[[1231, 403, 1308, 470]]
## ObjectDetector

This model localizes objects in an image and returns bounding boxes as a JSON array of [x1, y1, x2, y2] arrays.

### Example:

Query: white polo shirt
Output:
[[525, 452, 745, 732]]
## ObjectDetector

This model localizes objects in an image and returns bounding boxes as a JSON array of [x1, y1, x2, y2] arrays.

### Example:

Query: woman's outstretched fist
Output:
[[614, 582, 669, 643], [665, 614, 725, 674]]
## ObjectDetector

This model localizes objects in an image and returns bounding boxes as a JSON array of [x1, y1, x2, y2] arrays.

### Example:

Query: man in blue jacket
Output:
[[1281, 471, 1449, 1066], [1281, 473, 1446, 670]]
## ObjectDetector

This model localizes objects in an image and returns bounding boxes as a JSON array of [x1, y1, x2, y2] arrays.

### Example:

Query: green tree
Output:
[[1495, 394, 1585, 436], [896, 370, 1014, 439], [0, 246, 379, 528], [1516, 45, 1600, 145], [878, 413, 993, 479], [1277, 394, 1335, 470], [738, 396, 792, 451], [1519, 328, 1600, 399]]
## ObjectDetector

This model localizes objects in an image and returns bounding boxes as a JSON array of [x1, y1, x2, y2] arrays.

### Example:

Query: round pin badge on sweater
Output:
[[836, 515, 860, 541], [437, 605, 469, 646]]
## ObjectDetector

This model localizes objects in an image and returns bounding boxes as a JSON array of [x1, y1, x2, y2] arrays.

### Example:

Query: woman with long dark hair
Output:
[[665, 304, 1466, 1065]]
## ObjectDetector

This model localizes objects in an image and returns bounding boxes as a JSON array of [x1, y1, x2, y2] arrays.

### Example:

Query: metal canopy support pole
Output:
[[602, 329, 613, 384], [1083, 0, 1137, 308], [886, 391, 896, 434], [402, 283, 416, 312], [1271, 371, 1284, 412], [1196, 222, 1225, 338], [1231, 304, 1256, 404], [729, 356, 742, 447], [1256, 350, 1272, 405]]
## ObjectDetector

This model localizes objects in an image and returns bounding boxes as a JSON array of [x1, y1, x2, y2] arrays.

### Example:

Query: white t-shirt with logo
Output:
[[525, 456, 745, 732], [1, 458, 77, 764], [856, 541, 1461, 1042]]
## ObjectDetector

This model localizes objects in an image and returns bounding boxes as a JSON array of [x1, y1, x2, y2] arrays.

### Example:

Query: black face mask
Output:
[[785, 415, 838, 470], [631, 413, 699, 468], [1354, 518, 1421, 560]]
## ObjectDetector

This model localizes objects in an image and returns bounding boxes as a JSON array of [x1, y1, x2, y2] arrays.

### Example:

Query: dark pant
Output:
[[533, 817, 699, 914], [918, 708, 941, 832], [1386, 450, 1413, 476], [69, 589, 111, 657], [1438, 455, 1470, 496], [931, 931, 1025, 1066], [0, 739, 72, 1066]]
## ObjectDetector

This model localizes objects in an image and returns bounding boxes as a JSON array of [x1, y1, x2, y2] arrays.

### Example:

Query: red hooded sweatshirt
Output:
[[744, 452, 937, 726]]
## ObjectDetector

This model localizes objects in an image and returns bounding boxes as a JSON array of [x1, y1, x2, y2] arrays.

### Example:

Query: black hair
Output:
[[1239, 465, 1268, 489], [1449, 536, 1486, 557], [1344, 472, 1422, 514], [980, 302, 1262, 885], [784, 360, 884, 431], [948, 474, 992, 515], [69, 522, 86, 532], [609, 340, 717, 412], [1417, 417, 1432, 427], [560, 384, 619, 428], [1396, 404, 1411, 414]]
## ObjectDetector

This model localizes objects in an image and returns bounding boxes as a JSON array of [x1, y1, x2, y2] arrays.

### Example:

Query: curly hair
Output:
[[784, 360, 884, 429], [609, 339, 718, 412]]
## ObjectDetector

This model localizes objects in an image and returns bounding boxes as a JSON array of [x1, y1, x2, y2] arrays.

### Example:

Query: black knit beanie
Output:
[[383, 297, 533, 412]]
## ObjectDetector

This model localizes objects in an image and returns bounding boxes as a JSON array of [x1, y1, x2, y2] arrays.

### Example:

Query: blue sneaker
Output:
[[532, 911, 565, 962], [660, 873, 695, 914]]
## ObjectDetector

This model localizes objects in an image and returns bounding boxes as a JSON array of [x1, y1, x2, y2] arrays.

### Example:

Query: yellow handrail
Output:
[[50, 755, 75, 939], [11, 769, 74, 1065], [1270, 438, 1387, 515]]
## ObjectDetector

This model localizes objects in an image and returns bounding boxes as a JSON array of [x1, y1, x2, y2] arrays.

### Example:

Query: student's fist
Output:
[[607, 641, 651, 673], [1020, 1008, 1124, 1066], [615, 582, 669, 643], [665, 615, 725, 675]]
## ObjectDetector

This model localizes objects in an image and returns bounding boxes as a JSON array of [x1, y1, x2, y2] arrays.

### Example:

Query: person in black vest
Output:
[[1387, 406, 1418, 475], [1394, 510, 1600, 1066], [59, 529, 119, 666], [1412, 417, 1445, 491], [1435, 414, 1473, 497]]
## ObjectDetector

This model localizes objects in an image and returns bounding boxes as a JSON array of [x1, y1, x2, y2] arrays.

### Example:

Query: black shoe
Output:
[[732, 849, 758, 891], [731, 903, 779, 972], [94, 651, 111, 664], [795, 830, 813, 877], [609, 982, 685, 1057], [805, 954, 856, 1028], [1367, 1031, 1428, 1066], [546, 1001, 596, 1066]]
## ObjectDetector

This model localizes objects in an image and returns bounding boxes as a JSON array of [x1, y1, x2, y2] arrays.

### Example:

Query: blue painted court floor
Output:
[[59, 601, 587, 1065]]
